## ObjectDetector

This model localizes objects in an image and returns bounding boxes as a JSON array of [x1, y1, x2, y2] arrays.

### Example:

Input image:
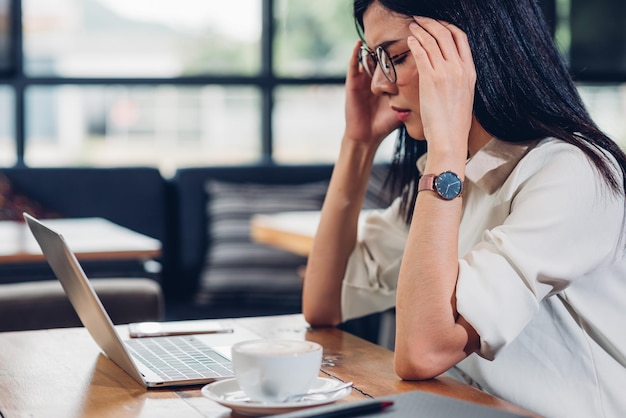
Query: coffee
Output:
[[231, 339, 323, 403]]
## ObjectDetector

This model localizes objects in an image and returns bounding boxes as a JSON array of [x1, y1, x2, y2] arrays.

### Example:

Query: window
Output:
[[2, 0, 382, 173], [24, 85, 262, 171], [0, 0, 624, 172], [0, 85, 15, 165], [549, 0, 626, 148], [23, 0, 263, 77], [578, 84, 626, 150], [0, 0, 10, 74]]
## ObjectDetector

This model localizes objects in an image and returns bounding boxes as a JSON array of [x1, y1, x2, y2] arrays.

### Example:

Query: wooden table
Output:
[[250, 211, 321, 257], [0, 314, 537, 418], [0, 217, 161, 264], [250, 210, 374, 256]]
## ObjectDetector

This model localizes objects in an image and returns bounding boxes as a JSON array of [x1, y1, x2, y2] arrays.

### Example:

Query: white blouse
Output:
[[341, 137, 626, 418]]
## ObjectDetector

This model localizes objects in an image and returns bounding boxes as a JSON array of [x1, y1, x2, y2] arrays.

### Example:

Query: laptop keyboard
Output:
[[125, 336, 233, 381]]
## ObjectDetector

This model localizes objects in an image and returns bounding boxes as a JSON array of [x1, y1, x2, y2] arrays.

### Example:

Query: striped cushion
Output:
[[195, 180, 328, 307]]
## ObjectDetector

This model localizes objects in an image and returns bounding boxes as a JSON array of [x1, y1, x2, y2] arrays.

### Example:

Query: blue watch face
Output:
[[434, 171, 463, 200]]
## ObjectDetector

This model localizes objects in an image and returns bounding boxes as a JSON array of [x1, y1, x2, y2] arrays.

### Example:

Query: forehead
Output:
[[362, 2, 413, 47]]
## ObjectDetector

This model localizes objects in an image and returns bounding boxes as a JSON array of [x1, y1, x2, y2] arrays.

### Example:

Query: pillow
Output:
[[195, 180, 328, 308], [0, 173, 60, 221]]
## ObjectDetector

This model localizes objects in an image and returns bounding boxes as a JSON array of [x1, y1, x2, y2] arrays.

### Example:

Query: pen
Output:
[[292, 400, 395, 418]]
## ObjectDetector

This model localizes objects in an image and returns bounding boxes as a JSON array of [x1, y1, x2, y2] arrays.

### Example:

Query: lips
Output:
[[391, 106, 411, 122]]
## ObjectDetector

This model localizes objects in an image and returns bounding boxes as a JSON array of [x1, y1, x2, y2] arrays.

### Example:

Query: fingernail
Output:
[[409, 22, 418, 29]]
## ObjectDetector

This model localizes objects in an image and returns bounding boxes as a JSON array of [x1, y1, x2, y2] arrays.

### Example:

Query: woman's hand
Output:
[[304, 41, 398, 327], [344, 40, 400, 147], [407, 17, 476, 161]]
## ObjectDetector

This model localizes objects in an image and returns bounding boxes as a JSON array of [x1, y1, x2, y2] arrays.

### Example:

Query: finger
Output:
[[412, 16, 460, 63], [407, 34, 433, 72], [438, 21, 476, 83], [445, 23, 474, 64], [348, 40, 363, 77], [409, 21, 447, 68]]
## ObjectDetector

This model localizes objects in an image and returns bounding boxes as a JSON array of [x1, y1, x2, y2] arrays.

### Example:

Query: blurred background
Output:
[[0, 0, 624, 175]]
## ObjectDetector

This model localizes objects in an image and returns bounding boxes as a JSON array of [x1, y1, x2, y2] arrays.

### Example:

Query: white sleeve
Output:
[[340, 198, 409, 322], [456, 147, 625, 360]]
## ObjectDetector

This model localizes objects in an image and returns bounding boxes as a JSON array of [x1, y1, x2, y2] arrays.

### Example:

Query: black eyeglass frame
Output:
[[359, 46, 411, 83]]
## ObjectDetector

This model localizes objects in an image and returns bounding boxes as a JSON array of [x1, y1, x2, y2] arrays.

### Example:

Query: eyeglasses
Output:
[[359, 46, 411, 83]]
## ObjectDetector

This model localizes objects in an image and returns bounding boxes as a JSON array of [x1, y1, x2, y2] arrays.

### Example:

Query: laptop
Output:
[[23, 212, 259, 388]]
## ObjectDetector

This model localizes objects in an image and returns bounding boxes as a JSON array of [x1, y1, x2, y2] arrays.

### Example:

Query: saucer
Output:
[[201, 377, 352, 416]]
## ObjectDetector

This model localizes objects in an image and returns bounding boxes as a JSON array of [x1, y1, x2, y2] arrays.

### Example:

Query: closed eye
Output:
[[391, 50, 411, 65]]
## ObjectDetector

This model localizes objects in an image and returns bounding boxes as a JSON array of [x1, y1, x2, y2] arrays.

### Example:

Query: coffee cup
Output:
[[231, 339, 323, 403]]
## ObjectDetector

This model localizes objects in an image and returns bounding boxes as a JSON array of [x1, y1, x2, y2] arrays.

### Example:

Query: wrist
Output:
[[340, 135, 379, 163], [423, 145, 467, 177], [424, 160, 466, 180]]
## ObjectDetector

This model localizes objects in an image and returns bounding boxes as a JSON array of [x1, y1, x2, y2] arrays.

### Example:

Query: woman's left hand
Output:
[[408, 17, 476, 161], [394, 17, 480, 380]]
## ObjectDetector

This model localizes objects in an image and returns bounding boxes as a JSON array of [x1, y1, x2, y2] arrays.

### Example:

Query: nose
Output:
[[370, 66, 396, 96]]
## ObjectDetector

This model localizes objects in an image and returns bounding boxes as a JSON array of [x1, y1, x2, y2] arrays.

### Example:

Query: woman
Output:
[[302, 0, 626, 417]]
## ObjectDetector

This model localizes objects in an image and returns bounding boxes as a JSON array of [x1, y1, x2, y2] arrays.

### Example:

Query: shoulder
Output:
[[522, 137, 593, 169], [507, 138, 625, 225], [514, 137, 620, 193]]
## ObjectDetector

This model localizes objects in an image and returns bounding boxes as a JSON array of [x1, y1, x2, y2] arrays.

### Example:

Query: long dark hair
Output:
[[355, 0, 626, 223]]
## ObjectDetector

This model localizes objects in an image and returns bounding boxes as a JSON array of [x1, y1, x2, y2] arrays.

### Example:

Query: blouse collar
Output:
[[417, 137, 541, 194]]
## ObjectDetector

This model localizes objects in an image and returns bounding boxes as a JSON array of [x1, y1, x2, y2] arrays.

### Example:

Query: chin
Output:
[[404, 124, 426, 141]]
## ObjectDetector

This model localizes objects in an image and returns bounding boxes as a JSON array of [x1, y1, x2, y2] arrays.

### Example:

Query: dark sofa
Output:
[[3, 166, 167, 242]]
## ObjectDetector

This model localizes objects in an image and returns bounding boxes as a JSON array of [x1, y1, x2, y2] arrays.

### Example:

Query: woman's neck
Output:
[[468, 118, 493, 157]]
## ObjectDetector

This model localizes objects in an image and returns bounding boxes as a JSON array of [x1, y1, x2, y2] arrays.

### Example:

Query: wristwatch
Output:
[[418, 171, 463, 200]]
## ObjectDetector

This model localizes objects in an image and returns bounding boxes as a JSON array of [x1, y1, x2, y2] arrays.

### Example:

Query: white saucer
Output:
[[201, 377, 352, 416]]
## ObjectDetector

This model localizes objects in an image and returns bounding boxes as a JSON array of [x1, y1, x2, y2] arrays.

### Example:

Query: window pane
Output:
[[0, 85, 16, 165], [0, 0, 11, 73], [25, 85, 261, 174], [273, 85, 394, 163], [23, 0, 261, 77], [274, 0, 356, 77], [578, 83, 626, 149], [569, 0, 626, 77]]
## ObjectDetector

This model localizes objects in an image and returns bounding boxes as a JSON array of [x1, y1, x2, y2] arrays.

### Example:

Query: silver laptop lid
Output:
[[23, 213, 147, 385]]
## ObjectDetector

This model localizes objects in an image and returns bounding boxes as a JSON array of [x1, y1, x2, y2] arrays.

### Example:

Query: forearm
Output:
[[302, 138, 378, 326], [394, 153, 477, 379]]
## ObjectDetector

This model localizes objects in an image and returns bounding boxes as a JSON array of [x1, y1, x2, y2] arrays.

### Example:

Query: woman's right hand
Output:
[[344, 40, 401, 148]]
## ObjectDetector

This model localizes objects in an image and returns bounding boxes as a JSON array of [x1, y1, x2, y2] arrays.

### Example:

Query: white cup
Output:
[[231, 339, 323, 403]]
